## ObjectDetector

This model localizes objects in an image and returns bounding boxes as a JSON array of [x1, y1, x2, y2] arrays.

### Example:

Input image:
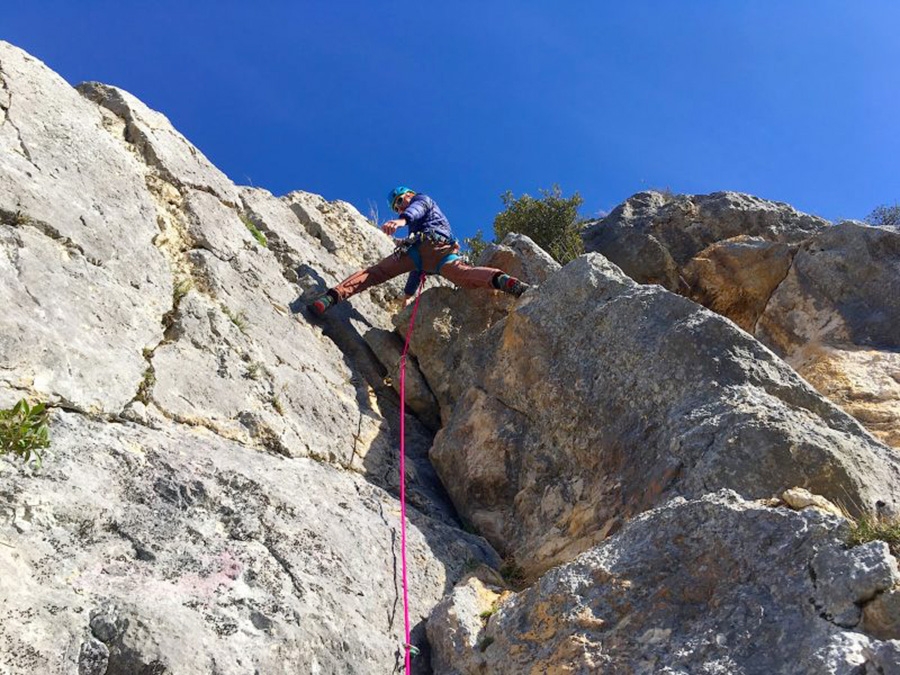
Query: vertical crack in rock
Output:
[[354, 483, 402, 633], [261, 536, 306, 601], [753, 245, 801, 335], [0, 64, 10, 127]]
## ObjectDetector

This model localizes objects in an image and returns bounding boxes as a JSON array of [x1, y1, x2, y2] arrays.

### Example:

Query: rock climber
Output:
[[307, 186, 530, 316]]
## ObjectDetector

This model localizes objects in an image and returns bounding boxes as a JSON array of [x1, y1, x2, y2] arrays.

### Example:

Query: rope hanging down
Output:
[[398, 274, 427, 673]]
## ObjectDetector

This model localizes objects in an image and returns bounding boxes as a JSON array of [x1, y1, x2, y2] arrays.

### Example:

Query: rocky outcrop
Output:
[[428, 491, 900, 674], [583, 190, 900, 449], [0, 40, 494, 673], [757, 220, 900, 448], [418, 254, 900, 578], [582, 190, 828, 294], [4, 38, 900, 675]]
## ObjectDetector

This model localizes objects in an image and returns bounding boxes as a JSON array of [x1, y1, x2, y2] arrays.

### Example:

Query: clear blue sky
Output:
[[4, 1, 899, 241]]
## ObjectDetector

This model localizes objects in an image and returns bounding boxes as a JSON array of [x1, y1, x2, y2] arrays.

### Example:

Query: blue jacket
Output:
[[400, 194, 454, 241]]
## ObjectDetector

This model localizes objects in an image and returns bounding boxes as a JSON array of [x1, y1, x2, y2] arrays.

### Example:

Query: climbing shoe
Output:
[[493, 273, 530, 298], [307, 290, 338, 317]]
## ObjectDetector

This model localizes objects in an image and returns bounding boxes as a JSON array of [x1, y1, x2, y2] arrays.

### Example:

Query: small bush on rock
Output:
[[493, 185, 585, 264], [848, 514, 900, 557], [866, 203, 900, 228], [0, 399, 50, 467]]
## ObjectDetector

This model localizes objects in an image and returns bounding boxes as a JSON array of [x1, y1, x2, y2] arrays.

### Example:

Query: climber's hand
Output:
[[381, 219, 405, 236]]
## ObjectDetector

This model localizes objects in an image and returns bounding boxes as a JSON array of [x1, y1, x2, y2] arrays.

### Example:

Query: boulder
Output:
[[427, 254, 900, 578], [757, 221, 900, 448], [428, 491, 900, 674], [582, 190, 829, 292]]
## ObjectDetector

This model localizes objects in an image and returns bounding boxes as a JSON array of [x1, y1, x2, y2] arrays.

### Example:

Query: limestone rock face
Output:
[[0, 40, 497, 674], [582, 190, 828, 291], [584, 191, 900, 451], [0, 41, 172, 413], [77, 82, 241, 205], [0, 412, 497, 675], [395, 234, 551, 425], [425, 254, 900, 578], [757, 221, 900, 448], [6, 37, 900, 675], [428, 492, 900, 674]]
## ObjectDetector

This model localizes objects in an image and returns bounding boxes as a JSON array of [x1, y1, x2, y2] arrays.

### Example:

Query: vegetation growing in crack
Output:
[[173, 278, 194, 304], [499, 558, 526, 589], [0, 399, 50, 468], [270, 384, 288, 416], [136, 366, 156, 404], [0, 208, 32, 228], [240, 213, 268, 248], [848, 514, 900, 558], [245, 362, 266, 380], [222, 305, 249, 333]]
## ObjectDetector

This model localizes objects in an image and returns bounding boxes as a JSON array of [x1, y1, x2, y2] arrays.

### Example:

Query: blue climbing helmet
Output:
[[388, 185, 415, 210]]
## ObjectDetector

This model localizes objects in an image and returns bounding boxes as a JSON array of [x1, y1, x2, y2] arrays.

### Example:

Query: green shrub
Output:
[[866, 203, 900, 228], [463, 229, 490, 263], [492, 185, 585, 264], [0, 399, 50, 467]]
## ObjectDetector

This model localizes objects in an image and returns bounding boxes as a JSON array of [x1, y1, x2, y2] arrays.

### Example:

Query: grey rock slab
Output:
[[429, 491, 900, 675], [0, 42, 167, 284], [283, 190, 394, 271], [151, 248, 388, 467], [429, 254, 900, 578], [0, 42, 171, 411], [0, 226, 168, 412], [77, 82, 241, 205], [0, 411, 498, 675], [183, 189, 255, 260]]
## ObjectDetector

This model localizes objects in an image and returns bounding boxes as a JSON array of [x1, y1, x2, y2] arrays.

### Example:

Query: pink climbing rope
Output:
[[398, 275, 427, 674]]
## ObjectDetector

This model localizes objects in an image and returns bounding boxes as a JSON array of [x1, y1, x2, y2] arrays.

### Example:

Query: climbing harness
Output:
[[397, 273, 427, 672], [395, 231, 461, 275]]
